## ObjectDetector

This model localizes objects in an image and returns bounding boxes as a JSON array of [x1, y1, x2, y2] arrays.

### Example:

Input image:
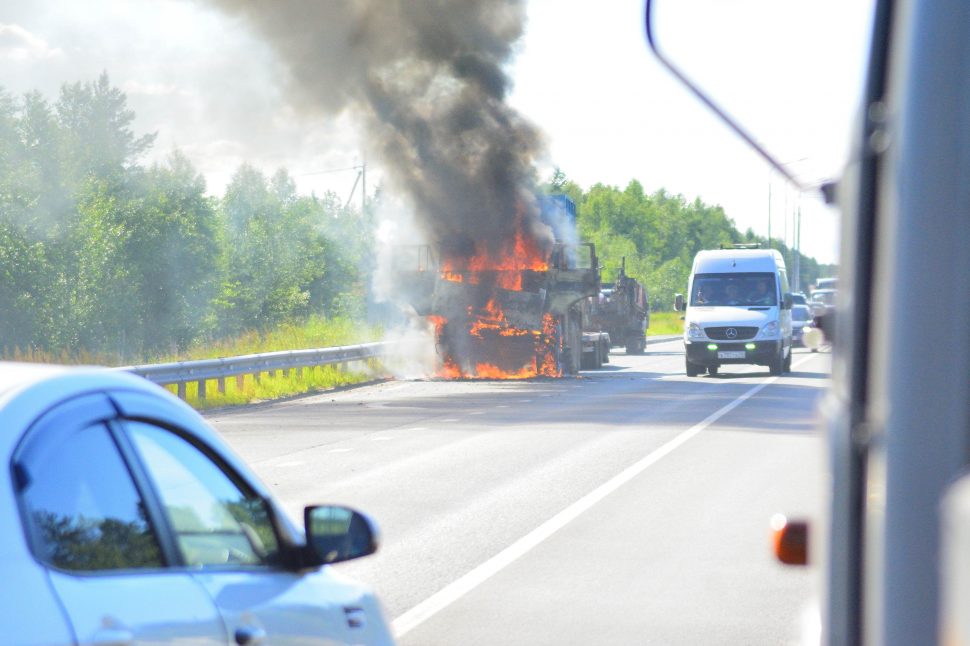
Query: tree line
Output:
[[0, 75, 833, 362], [0, 74, 373, 361], [545, 171, 834, 313]]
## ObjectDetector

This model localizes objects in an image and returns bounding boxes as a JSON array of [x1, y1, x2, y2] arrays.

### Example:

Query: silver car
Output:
[[0, 363, 394, 646]]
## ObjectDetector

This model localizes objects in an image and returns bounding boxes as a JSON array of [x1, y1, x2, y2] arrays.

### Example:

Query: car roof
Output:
[[0, 361, 306, 544], [692, 248, 785, 274], [0, 363, 170, 453], [0, 361, 158, 403]]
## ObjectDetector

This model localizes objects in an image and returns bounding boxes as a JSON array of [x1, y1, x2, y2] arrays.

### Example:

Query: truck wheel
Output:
[[600, 340, 610, 364], [769, 350, 783, 376], [707, 365, 719, 376], [783, 348, 792, 372], [686, 358, 701, 377], [626, 340, 644, 355], [581, 351, 594, 370]]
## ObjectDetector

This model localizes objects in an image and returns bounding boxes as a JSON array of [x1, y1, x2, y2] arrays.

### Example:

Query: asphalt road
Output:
[[207, 338, 830, 645]]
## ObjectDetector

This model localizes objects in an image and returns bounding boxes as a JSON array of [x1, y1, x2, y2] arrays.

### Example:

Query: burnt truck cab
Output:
[[391, 241, 601, 375]]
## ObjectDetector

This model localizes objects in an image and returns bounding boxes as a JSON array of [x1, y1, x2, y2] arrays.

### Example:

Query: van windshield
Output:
[[690, 273, 777, 307]]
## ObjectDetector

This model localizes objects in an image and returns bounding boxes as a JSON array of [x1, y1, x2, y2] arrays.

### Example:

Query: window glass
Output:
[[691, 272, 778, 306], [16, 422, 163, 571], [126, 422, 279, 568]]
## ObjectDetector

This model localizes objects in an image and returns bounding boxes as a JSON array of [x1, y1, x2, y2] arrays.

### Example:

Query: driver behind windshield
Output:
[[747, 278, 776, 305]]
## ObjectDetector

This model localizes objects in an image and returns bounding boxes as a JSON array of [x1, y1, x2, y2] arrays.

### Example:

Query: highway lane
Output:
[[207, 338, 829, 644]]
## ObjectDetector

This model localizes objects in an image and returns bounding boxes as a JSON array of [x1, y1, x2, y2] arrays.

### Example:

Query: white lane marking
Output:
[[404, 427, 428, 431], [469, 411, 485, 415], [272, 460, 304, 468], [371, 436, 394, 441], [327, 448, 352, 453], [392, 355, 815, 638], [440, 418, 459, 423]]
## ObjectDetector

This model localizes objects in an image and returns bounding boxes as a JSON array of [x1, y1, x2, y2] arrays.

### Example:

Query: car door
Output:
[[12, 393, 227, 646], [120, 418, 362, 646]]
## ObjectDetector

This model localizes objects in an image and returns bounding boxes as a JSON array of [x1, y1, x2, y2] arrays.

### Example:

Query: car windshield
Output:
[[690, 273, 778, 306]]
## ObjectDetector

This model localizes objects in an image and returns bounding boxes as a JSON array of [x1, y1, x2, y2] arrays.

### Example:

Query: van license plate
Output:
[[718, 351, 745, 359]]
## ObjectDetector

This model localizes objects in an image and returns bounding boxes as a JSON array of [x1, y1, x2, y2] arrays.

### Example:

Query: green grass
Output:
[[648, 311, 684, 336], [154, 315, 381, 362], [4, 315, 386, 411]]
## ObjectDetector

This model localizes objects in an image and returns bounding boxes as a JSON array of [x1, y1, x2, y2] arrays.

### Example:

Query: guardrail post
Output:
[[236, 374, 244, 391], [218, 377, 226, 395], [198, 379, 206, 401], [177, 382, 186, 400]]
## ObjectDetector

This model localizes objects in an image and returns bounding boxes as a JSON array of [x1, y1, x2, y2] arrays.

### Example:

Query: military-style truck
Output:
[[587, 257, 649, 355]]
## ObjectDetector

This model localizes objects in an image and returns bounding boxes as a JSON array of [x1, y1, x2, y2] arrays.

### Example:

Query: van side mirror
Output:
[[783, 293, 793, 310], [674, 293, 685, 311]]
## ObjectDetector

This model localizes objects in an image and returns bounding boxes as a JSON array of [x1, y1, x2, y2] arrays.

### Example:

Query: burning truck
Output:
[[392, 195, 602, 378]]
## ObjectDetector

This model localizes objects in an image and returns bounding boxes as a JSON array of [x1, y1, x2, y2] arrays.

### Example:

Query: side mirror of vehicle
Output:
[[674, 293, 685, 311], [303, 505, 380, 566], [783, 293, 793, 310]]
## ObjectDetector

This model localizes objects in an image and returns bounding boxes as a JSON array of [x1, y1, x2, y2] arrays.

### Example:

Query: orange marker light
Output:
[[771, 514, 809, 566]]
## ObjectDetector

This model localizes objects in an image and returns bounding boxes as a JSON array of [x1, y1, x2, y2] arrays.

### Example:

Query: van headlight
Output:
[[687, 322, 706, 340], [758, 321, 779, 338]]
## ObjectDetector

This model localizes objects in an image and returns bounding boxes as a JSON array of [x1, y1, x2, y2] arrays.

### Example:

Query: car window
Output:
[[15, 421, 164, 572], [125, 421, 280, 568]]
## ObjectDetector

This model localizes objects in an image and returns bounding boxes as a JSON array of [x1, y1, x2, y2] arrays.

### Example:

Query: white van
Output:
[[674, 246, 793, 376]]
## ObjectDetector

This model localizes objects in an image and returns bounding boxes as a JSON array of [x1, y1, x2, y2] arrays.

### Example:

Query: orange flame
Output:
[[474, 362, 536, 380], [430, 210, 560, 380]]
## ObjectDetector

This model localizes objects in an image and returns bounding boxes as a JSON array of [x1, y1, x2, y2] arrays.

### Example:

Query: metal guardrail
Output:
[[120, 342, 392, 401]]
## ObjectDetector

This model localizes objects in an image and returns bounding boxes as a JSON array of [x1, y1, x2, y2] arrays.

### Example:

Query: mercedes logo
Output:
[[726, 328, 738, 339]]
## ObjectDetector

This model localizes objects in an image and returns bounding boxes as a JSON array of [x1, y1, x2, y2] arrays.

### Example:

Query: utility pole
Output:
[[361, 162, 366, 215], [767, 175, 772, 250], [794, 196, 802, 292], [344, 162, 367, 214]]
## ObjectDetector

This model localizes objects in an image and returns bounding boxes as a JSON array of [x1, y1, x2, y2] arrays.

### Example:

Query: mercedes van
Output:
[[674, 246, 792, 376]]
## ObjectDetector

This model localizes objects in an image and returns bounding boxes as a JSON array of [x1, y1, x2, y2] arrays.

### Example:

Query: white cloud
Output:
[[0, 23, 62, 61], [123, 80, 190, 97]]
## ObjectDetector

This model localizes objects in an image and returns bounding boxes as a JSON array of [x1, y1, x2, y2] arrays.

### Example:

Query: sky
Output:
[[0, 1, 873, 266]]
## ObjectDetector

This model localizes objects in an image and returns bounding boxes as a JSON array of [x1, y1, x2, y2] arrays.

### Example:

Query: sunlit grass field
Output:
[[647, 311, 684, 336]]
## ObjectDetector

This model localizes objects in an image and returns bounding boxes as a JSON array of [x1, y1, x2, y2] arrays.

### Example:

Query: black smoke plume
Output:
[[204, 0, 552, 259]]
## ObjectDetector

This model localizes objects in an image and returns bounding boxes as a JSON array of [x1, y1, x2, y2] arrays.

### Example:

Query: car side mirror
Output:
[[783, 293, 793, 310], [303, 505, 379, 565], [674, 293, 685, 311]]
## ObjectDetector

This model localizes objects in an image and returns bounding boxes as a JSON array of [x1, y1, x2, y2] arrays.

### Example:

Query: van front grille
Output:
[[705, 326, 758, 340]]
